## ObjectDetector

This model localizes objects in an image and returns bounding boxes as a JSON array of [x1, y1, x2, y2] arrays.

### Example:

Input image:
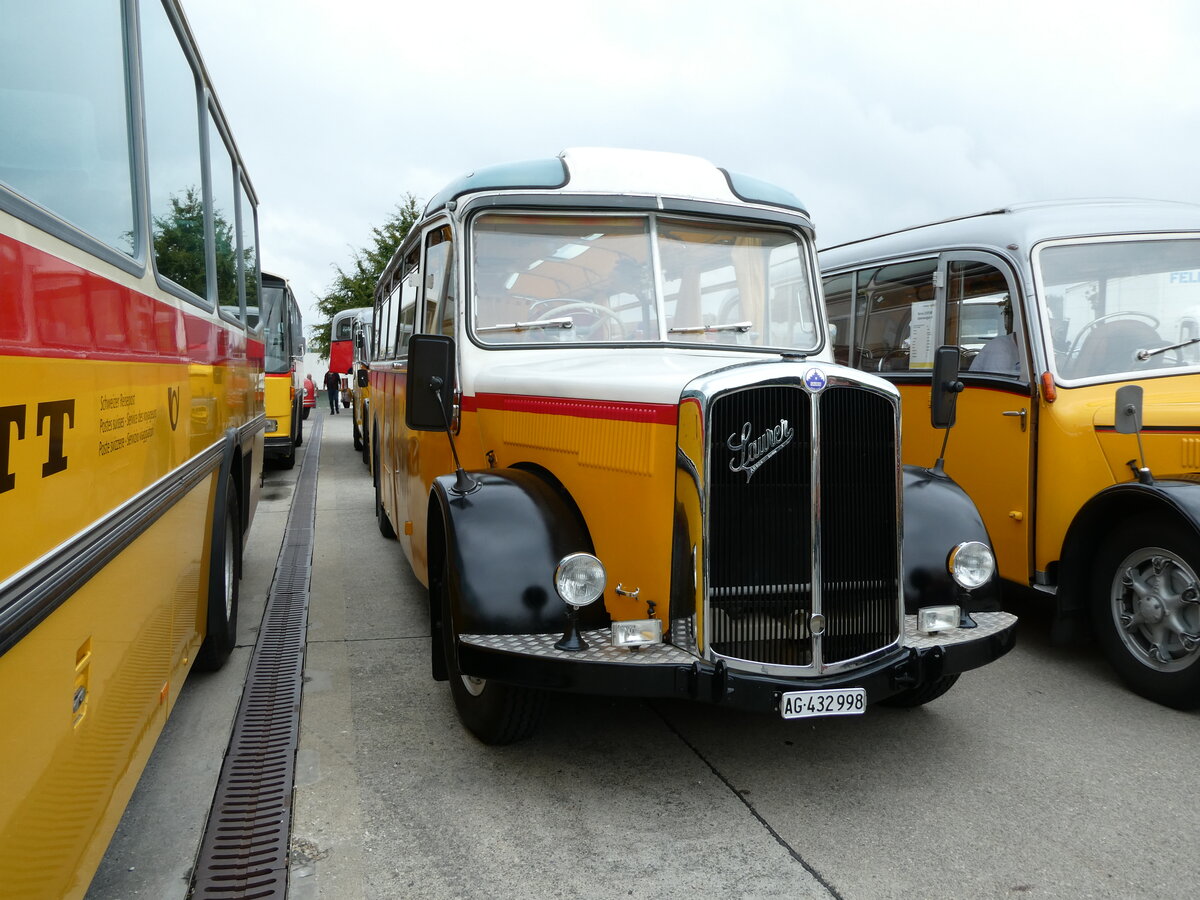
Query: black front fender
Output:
[[902, 464, 1001, 613], [430, 469, 609, 637]]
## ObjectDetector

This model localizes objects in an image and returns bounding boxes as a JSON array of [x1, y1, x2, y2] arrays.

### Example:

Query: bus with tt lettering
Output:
[[0, 2, 266, 896]]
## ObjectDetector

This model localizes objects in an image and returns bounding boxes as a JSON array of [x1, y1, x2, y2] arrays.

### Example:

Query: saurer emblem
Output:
[[727, 419, 794, 482]]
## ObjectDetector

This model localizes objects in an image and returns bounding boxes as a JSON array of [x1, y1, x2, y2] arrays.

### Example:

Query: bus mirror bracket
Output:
[[929, 345, 964, 475], [1115, 384, 1154, 484], [406, 334, 478, 495]]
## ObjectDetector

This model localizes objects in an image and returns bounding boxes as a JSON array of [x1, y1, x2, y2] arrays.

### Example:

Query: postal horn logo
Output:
[[727, 418, 794, 482], [167, 387, 180, 431]]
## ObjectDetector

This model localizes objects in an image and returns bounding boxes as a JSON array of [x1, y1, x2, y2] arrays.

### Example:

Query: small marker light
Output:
[[918, 605, 961, 634]]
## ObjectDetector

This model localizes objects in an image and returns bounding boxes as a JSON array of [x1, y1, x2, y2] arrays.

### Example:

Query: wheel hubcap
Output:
[[1112, 546, 1200, 671], [461, 675, 486, 697]]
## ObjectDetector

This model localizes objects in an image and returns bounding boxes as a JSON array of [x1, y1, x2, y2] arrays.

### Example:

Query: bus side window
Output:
[[398, 249, 420, 356], [855, 259, 938, 373], [422, 225, 455, 337], [822, 272, 853, 365]]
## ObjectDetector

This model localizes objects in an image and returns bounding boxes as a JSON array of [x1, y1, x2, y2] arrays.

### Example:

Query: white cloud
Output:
[[181, 0, 1200, 338]]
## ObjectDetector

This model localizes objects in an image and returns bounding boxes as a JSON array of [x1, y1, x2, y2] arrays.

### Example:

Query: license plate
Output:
[[779, 687, 866, 719]]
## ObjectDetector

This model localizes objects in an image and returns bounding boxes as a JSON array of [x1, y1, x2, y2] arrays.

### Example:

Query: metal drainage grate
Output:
[[190, 416, 322, 898]]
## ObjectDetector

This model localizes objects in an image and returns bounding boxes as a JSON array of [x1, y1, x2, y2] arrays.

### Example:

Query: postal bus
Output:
[[820, 200, 1200, 708], [350, 307, 374, 458], [368, 147, 1017, 745], [0, 1, 266, 896], [260, 271, 305, 468], [330, 306, 370, 409]]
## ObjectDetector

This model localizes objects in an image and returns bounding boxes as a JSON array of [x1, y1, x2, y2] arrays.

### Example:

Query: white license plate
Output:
[[779, 687, 866, 719]]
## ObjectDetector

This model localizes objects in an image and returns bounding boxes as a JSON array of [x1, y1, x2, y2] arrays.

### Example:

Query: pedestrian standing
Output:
[[323, 369, 340, 414]]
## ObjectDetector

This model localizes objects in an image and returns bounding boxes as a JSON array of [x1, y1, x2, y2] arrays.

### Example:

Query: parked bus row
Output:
[[0, 2, 298, 897]]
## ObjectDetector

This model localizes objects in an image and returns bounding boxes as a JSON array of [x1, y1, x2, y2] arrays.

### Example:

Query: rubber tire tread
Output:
[[195, 478, 240, 671]]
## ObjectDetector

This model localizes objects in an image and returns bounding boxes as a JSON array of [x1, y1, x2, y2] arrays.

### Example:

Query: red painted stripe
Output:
[[0, 233, 261, 366], [471, 391, 678, 425]]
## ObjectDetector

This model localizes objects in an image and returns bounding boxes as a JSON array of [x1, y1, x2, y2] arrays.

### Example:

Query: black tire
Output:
[[374, 436, 396, 539], [295, 400, 304, 447], [196, 477, 240, 671], [435, 543, 545, 744], [302, 407, 310, 421], [1090, 517, 1200, 709], [352, 416, 362, 452], [278, 439, 296, 470], [880, 673, 960, 708]]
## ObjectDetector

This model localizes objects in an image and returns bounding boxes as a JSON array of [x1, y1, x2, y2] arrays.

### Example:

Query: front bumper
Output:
[[457, 611, 1017, 712]]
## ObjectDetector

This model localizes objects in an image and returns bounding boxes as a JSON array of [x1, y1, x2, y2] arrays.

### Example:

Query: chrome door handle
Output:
[[1002, 408, 1027, 431]]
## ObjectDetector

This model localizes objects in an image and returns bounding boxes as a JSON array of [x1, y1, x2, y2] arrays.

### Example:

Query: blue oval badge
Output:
[[804, 368, 827, 392]]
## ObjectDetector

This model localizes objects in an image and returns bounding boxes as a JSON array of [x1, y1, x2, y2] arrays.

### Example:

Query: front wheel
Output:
[[436, 543, 545, 744], [352, 416, 362, 452], [879, 674, 959, 708], [1091, 518, 1200, 709]]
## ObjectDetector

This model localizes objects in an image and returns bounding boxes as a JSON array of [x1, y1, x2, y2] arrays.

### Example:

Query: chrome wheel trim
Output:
[[461, 675, 486, 697], [1111, 544, 1200, 672]]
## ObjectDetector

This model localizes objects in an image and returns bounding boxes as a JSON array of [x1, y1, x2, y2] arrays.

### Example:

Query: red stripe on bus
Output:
[[0, 233, 262, 365], [470, 392, 678, 425]]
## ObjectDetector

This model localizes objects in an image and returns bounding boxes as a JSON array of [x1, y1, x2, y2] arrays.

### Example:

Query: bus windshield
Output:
[[471, 213, 818, 351], [260, 283, 291, 374], [1040, 237, 1200, 381]]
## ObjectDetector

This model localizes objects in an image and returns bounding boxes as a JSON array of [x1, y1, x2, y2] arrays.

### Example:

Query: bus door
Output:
[[935, 252, 1035, 584]]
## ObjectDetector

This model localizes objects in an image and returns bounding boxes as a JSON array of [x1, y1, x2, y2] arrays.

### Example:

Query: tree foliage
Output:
[[310, 194, 422, 358], [152, 186, 253, 312]]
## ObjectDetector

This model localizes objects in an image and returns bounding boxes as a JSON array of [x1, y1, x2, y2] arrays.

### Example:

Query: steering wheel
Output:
[[532, 300, 625, 340], [1066, 311, 1161, 361]]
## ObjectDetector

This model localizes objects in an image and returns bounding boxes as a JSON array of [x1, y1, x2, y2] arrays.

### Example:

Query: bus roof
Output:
[[423, 147, 808, 218], [820, 198, 1200, 271]]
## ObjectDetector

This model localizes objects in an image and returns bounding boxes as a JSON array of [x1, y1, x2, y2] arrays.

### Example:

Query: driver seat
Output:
[[1071, 320, 1161, 378]]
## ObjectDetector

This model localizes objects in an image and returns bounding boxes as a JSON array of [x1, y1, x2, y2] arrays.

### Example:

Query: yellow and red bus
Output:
[[260, 272, 305, 468], [0, 2, 266, 897], [369, 148, 1016, 746], [329, 305, 370, 409]]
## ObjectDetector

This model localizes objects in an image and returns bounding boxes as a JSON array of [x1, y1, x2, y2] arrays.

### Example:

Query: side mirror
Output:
[[930, 345, 964, 429], [406, 333, 456, 431], [356, 367, 369, 388], [355, 332, 364, 350], [1114, 384, 1143, 434]]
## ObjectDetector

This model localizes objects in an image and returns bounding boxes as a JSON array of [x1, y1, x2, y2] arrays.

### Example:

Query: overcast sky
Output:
[[182, 0, 1200, 349]]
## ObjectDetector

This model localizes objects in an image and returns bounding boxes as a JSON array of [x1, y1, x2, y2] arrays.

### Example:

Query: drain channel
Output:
[[190, 416, 322, 898]]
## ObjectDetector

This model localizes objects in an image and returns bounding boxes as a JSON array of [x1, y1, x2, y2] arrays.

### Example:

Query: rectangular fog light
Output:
[[918, 605, 961, 634], [611, 619, 663, 648], [265, 419, 279, 433]]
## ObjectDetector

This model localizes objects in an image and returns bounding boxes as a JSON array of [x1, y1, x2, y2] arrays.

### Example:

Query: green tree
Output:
[[310, 194, 422, 358], [152, 186, 245, 310]]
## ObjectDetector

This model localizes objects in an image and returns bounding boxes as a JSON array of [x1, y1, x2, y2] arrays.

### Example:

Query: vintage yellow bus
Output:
[[260, 271, 305, 468], [821, 200, 1200, 708], [369, 147, 1017, 745], [0, 2, 266, 896]]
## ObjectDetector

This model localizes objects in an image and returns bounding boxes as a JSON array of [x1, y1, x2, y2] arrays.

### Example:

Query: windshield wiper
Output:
[[477, 317, 574, 334], [667, 321, 753, 335], [1136, 336, 1200, 360]]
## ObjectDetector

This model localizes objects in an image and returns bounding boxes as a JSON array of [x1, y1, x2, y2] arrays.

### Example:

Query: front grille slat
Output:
[[705, 381, 899, 670]]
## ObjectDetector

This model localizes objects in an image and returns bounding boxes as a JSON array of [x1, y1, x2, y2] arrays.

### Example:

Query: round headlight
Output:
[[554, 553, 607, 607], [948, 541, 995, 590]]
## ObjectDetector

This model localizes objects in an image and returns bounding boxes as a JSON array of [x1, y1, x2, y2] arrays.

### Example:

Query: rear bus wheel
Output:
[[196, 478, 240, 671], [1091, 518, 1200, 709]]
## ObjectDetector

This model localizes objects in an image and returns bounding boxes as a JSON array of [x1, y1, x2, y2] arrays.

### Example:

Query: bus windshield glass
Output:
[[1039, 237, 1200, 381], [471, 213, 818, 351], [261, 283, 291, 374]]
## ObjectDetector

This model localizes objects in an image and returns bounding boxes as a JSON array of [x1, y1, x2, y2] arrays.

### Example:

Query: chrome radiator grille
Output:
[[706, 383, 900, 669]]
